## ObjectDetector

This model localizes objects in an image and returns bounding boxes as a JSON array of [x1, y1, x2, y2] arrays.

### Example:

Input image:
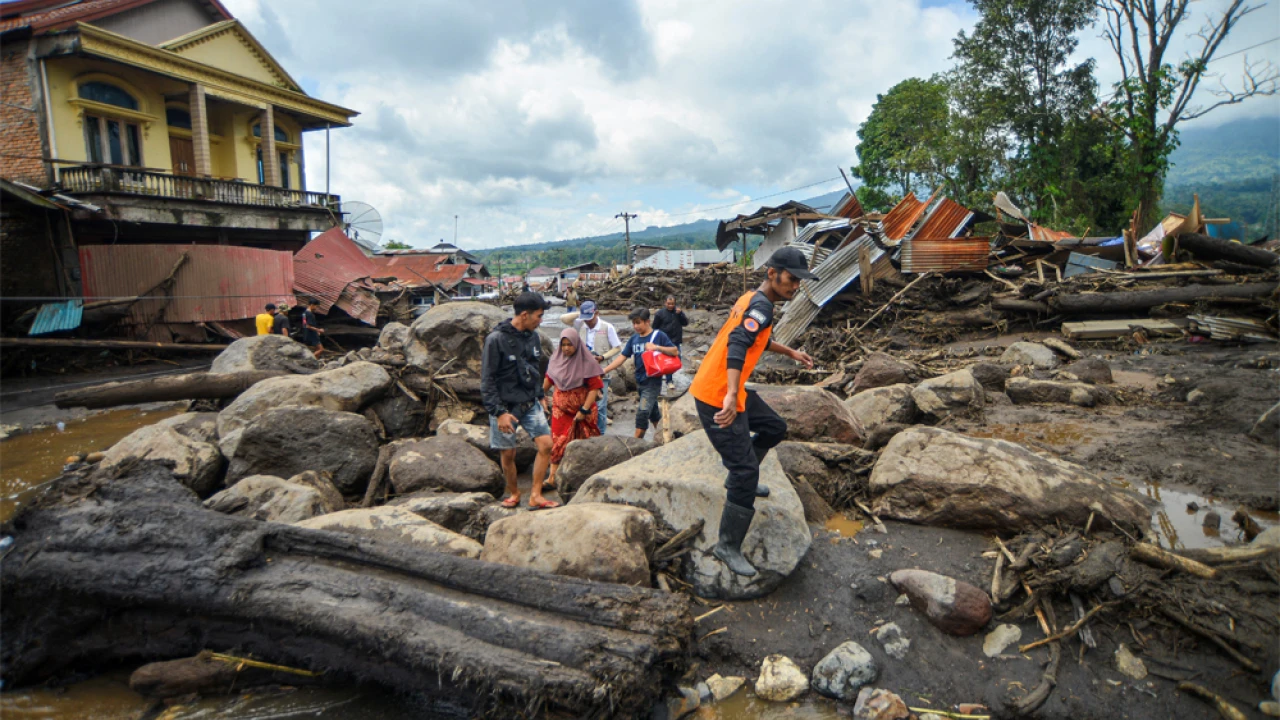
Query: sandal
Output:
[[500, 496, 520, 508], [528, 498, 560, 511]]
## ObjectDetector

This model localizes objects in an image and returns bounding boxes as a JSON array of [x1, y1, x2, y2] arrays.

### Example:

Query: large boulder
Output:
[[668, 385, 863, 445], [224, 407, 378, 495], [376, 321, 411, 353], [203, 474, 342, 522], [570, 431, 811, 600], [436, 418, 537, 471], [849, 353, 913, 395], [999, 342, 1060, 369], [210, 334, 321, 374], [1006, 377, 1110, 407], [869, 428, 1151, 531], [368, 392, 429, 439], [217, 362, 391, 456], [480, 503, 656, 586], [101, 413, 224, 496], [556, 435, 656, 497], [774, 442, 852, 523], [294, 506, 482, 558], [388, 436, 504, 495], [889, 569, 992, 636], [389, 491, 493, 535], [967, 363, 1010, 393], [910, 370, 983, 416], [406, 302, 539, 374], [844, 384, 917, 431]]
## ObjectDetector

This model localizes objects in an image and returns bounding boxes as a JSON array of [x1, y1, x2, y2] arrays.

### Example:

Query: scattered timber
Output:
[[1, 337, 229, 352], [1178, 233, 1280, 269], [1061, 319, 1188, 340], [1050, 282, 1277, 315], [1174, 545, 1279, 565], [53, 370, 286, 409], [0, 467, 692, 715], [1131, 542, 1218, 579]]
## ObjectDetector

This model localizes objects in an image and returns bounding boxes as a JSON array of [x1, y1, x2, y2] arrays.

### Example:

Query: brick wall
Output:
[[1, 40, 47, 187]]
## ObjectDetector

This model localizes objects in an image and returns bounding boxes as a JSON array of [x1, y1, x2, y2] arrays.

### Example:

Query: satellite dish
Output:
[[341, 201, 383, 250]]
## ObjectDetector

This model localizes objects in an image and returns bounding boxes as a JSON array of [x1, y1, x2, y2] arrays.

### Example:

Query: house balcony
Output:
[[57, 166, 339, 234]]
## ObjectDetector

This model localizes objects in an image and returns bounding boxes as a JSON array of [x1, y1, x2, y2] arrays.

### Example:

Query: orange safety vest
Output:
[[691, 291, 772, 412]]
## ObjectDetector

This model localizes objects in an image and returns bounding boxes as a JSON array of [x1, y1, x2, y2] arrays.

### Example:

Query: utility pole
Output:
[[454, 215, 458, 246], [615, 211, 637, 269]]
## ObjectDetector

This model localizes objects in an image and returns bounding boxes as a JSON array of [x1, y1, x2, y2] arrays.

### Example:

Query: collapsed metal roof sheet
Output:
[[294, 228, 377, 312], [29, 300, 83, 335], [900, 237, 992, 273], [912, 198, 974, 240], [771, 288, 821, 348], [881, 192, 931, 241], [802, 235, 887, 306]]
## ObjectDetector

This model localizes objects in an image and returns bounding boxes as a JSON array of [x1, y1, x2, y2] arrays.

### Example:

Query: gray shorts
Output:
[[489, 403, 550, 449]]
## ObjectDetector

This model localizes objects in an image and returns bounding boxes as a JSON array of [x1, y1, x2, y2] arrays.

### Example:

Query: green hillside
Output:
[[1163, 116, 1279, 240]]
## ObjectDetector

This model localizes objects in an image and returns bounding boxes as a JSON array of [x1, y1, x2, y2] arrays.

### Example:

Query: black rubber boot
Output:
[[753, 445, 771, 497], [713, 502, 758, 577]]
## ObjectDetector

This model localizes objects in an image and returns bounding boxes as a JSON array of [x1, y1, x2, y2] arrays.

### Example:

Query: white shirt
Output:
[[575, 318, 622, 356]]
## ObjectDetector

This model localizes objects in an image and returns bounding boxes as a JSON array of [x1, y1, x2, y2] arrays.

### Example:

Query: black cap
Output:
[[765, 246, 819, 280]]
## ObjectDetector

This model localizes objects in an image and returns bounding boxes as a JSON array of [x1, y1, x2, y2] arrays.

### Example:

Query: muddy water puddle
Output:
[[0, 405, 186, 522], [824, 513, 865, 538]]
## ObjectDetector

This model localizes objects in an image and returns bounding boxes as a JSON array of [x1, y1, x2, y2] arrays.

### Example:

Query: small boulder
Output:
[[204, 474, 341, 522], [1000, 342, 1060, 369], [874, 622, 910, 660], [967, 363, 1010, 392], [224, 407, 378, 495], [376, 321, 411, 354], [890, 569, 992, 636], [388, 436, 503, 495], [911, 369, 984, 416], [668, 384, 863, 444], [389, 490, 494, 533], [101, 414, 224, 496], [755, 655, 808, 702], [1251, 525, 1280, 548], [1063, 357, 1113, 384], [294, 506, 482, 558], [844, 384, 918, 431], [480, 503, 655, 586], [852, 688, 910, 720], [850, 353, 913, 395], [1006, 377, 1110, 407], [864, 423, 909, 451], [436, 418, 538, 472], [870, 428, 1151, 531], [811, 641, 878, 701], [705, 674, 745, 702], [555, 435, 655, 497], [210, 334, 321, 374]]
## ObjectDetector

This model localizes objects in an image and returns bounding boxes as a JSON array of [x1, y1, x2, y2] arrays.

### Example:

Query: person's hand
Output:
[[497, 413, 517, 434], [542, 398, 552, 415], [791, 348, 815, 370], [644, 342, 657, 352], [713, 390, 738, 428]]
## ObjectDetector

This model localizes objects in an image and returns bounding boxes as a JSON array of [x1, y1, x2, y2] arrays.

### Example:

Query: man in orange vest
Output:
[[689, 246, 817, 577]]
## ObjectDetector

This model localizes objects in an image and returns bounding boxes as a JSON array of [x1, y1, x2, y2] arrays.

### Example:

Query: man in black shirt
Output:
[[301, 300, 324, 358], [652, 295, 688, 350], [271, 303, 291, 337]]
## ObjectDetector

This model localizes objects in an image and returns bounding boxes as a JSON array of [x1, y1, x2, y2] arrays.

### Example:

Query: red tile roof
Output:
[[1, 0, 232, 34]]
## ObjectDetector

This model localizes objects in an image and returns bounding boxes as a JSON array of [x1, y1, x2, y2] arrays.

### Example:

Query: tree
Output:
[[382, 240, 412, 250], [1099, 0, 1279, 227], [853, 77, 953, 210]]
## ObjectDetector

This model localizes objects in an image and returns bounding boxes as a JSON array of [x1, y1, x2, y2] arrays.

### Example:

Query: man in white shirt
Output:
[[574, 300, 622, 431]]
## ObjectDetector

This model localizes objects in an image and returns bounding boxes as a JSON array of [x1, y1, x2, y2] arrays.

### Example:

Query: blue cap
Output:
[[580, 300, 597, 319]]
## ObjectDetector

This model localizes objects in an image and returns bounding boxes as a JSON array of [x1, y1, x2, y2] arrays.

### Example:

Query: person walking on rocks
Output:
[[601, 307, 678, 440], [301, 299, 325, 358], [270, 303, 291, 337], [541, 327, 604, 488], [256, 303, 277, 336], [653, 295, 688, 390], [481, 292, 557, 510], [573, 301, 622, 431], [689, 246, 817, 576]]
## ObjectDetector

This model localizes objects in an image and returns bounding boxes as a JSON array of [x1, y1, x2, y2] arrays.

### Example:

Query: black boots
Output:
[[753, 445, 771, 497], [713, 502, 758, 577]]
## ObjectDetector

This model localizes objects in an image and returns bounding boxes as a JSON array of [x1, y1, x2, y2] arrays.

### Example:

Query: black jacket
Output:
[[653, 308, 688, 346], [480, 319, 545, 418]]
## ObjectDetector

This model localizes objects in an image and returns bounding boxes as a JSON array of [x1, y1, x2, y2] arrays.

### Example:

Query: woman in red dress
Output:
[[542, 327, 604, 489]]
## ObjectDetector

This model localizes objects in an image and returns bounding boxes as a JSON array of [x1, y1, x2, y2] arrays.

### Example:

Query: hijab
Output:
[[546, 327, 604, 390]]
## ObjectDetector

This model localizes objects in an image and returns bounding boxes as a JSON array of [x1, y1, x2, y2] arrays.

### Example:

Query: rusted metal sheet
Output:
[[1028, 223, 1075, 242], [371, 254, 469, 289], [334, 282, 381, 325], [293, 228, 376, 312], [912, 198, 973, 240], [881, 193, 929, 241], [78, 244, 295, 330], [900, 237, 992, 273]]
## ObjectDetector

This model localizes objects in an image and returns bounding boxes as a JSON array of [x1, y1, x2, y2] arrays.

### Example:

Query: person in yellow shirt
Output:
[[255, 303, 277, 335]]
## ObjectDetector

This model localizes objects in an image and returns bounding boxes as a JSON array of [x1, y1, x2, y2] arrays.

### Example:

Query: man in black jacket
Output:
[[481, 292, 557, 509], [652, 295, 688, 350]]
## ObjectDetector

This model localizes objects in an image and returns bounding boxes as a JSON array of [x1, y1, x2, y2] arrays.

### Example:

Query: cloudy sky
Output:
[[223, 0, 1279, 249]]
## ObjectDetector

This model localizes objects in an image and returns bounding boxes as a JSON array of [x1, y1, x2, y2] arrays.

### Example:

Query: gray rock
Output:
[[890, 569, 992, 636], [983, 624, 1022, 657], [389, 490, 494, 533], [864, 423, 909, 451], [369, 392, 429, 439], [436, 418, 537, 472], [755, 655, 808, 702], [1203, 511, 1221, 530], [204, 474, 341, 522], [705, 674, 746, 702], [284, 470, 345, 510], [911, 370, 984, 416], [871, 427, 1151, 532], [570, 431, 811, 600], [1000, 342, 1060, 369], [1252, 525, 1280, 548], [294, 506, 482, 558], [874, 622, 910, 660], [1063, 357, 1113, 384], [668, 384, 864, 444], [376, 321, 411, 353], [210, 334, 321, 375], [852, 687, 910, 720], [811, 641, 878, 701], [407, 302, 552, 375], [224, 407, 378, 495], [850, 353, 913, 395], [480, 503, 655, 586], [1006, 377, 1110, 407], [773, 441, 847, 523], [968, 363, 1010, 392], [844, 384, 918, 431], [555, 435, 655, 498], [388, 436, 503, 495], [101, 414, 224, 496]]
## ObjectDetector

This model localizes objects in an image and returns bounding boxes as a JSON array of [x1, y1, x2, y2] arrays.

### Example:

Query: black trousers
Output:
[[695, 390, 788, 509]]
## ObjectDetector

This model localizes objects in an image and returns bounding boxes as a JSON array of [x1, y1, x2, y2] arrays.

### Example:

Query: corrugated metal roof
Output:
[[832, 191, 865, 219], [370, 256, 470, 290], [772, 288, 821, 348], [900, 237, 991, 273], [801, 235, 887, 306], [881, 192, 930, 241], [334, 282, 380, 325], [79, 244, 295, 328], [293, 228, 377, 312], [912, 198, 974, 240], [29, 300, 83, 335], [633, 249, 736, 270]]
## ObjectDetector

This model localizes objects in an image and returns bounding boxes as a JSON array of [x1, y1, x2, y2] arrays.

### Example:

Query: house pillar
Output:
[[188, 83, 213, 177], [260, 106, 280, 186]]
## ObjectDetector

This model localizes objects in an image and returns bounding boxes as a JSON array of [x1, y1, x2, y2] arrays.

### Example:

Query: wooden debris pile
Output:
[[585, 267, 766, 313]]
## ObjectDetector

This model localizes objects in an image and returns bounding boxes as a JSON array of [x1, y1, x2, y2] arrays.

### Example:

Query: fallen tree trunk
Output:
[[1, 467, 691, 716], [54, 370, 285, 409], [1051, 282, 1277, 315], [1179, 233, 1280, 268], [992, 298, 1051, 314]]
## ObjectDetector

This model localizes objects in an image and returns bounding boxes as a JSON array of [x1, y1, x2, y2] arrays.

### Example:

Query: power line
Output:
[[1210, 36, 1280, 63]]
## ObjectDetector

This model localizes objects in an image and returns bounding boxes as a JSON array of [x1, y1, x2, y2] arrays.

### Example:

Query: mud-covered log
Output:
[[1179, 233, 1280, 268], [1051, 282, 1277, 315], [992, 298, 1051, 313], [1, 467, 692, 716], [54, 370, 286, 409]]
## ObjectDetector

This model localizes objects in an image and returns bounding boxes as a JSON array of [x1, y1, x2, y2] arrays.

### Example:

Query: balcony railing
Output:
[[58, 166, 339, 210]]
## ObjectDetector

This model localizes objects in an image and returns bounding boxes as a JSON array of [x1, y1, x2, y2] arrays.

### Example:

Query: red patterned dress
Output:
[[547, 375, 603, 464]]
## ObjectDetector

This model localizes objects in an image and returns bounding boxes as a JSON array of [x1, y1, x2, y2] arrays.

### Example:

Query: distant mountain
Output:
[[1163, 116, 1278, 240]]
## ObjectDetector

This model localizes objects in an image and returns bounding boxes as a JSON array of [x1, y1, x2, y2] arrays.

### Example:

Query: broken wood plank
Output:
[[1174, 545, 1279, 565], [53, 370, 286, 409], [1131, 542, 1218, 579], [1061, 318, 1189, 340]]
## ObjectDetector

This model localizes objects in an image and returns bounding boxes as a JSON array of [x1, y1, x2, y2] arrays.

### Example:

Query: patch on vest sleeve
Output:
[[747, 308, 769, 325], [743, 317, 760, 332]]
